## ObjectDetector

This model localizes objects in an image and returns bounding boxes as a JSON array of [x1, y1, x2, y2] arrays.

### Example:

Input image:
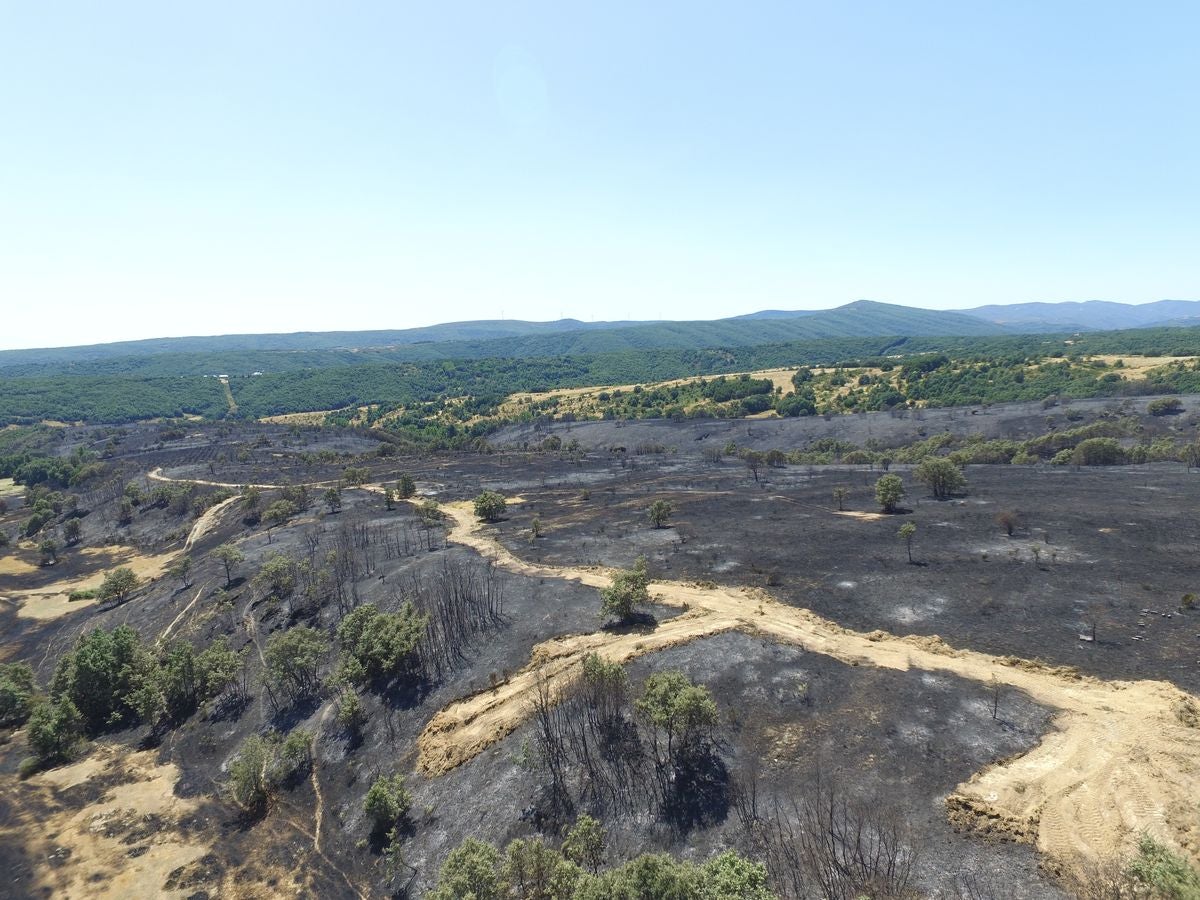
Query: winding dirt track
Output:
[[419, 499, 1200, 877]]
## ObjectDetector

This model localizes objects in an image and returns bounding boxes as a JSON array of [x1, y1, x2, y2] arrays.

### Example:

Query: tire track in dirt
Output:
[[419, 498, 1200, 878]]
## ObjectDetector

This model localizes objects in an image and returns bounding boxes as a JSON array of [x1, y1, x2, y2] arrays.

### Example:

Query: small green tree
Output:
[[26, 697, 83, 765], [167, 555, 193, 588], [97, 567, 140, 603], [832, 486, 848, 511], [898, 521, 917, 563], [38, 537, 59, 566], [273, 728, 313, 783], [213, 543, 244, 586], [0, 662, 36, 727], [343, 466, 369, 486], [474, 491, 507, 522], [599, 557, 650, 623], [427, 838, 503, 900], [63, 518, 82, 546], [562, 814, 606, 874], [323, 487, 342, 513], [364, 773, 412, 834], [875, 474, 905, 513], [648, 499, 674, 529], [914, 457, 967, 500], [264, 626, 327, 703], [229, 734, 272, 811], [636, 671, 718, 761], [336, 687, 367, 740], [396, 474, 416, 499], [383, 487, 396, 510]]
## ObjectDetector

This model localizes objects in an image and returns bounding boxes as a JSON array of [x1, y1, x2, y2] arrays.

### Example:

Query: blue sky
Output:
[[1, 1, 1197, 349]]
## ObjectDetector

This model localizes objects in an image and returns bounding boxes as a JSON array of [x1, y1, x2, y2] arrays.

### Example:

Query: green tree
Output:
[[229, 734, 272, 811], [26, 697, 83, 765], [264, 626, 327, 702], [343, 466, 369, 486], [38, 537, 59, 566], [97, 566, 139, 603], [168, 554, 193, 588], [263, 498, 298, 530], [898, 521, 917, 564], [336, 687, 367, 740], [336, 602, 428, 687], [396, 474, 416, 499], [474, 490, 507, 522], [51, 625, 152, 732], [273, 728, 313, 783], [364, 773, 412, 834], [62, 517, 82, 545], [253, 553, 297, 600], [562, 814, 606, 874], [383, 487, 396, 510], [599, 557, 650, 623], [832, 486, 848, 511], [427, 838, 504, 900], [648, 499, 674, 529], [874, 474, 905, 513], [636, 671, 718, 761], [914, 457, 967, 500], [502, 838, 583, 900], [323, 486, 342, 513], [213, 543, 244, 586], [0, 662, 36, 727]]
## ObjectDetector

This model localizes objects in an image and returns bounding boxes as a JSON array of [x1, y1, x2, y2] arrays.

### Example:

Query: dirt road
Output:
[[419, 498, 1200, 877]]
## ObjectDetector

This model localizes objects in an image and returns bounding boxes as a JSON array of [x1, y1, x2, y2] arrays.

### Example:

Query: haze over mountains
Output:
[[2, 298, 1199, 372]]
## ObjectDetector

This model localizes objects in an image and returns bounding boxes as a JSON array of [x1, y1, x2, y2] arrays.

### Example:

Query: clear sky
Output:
[[1, 1, 1197, 350]]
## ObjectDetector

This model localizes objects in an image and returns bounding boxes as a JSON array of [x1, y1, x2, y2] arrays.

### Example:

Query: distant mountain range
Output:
[[2, 298, 1198, 372]]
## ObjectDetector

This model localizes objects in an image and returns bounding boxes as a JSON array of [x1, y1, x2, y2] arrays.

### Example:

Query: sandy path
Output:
[[149, 467, 340, 491], [419, 499, 1200, 877]]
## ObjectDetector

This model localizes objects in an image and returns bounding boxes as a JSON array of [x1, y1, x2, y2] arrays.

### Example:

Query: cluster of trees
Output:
[[20, 626, 246, 767], [428, 821, 770, 900]]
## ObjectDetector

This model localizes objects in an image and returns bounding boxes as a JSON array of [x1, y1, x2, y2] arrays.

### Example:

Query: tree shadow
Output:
[[601, 611, 659, 634], [662, 748, 730, 834]]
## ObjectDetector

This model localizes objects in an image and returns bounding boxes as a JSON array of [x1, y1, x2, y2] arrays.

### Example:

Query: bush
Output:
[[648, 499, 674, 529], [336, 602, 428, 687], [1073, 437, 1127, 466], [874, 474, 905, 513], [364, 773, 411, 834], [1148, 397, 1183, 416], [229, 734, 272, 810], [264, 626, 327, 703], [599, 557, 650, 623], [914, 457, 967, 500], [473, 491, 507, 522]]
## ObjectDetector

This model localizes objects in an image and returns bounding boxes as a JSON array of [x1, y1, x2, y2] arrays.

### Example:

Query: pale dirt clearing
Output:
[[418, 497, 1200, 878], [149, 466, 341, 491], [3, 744, 209, 899], [1086, 354, 1198, 376]]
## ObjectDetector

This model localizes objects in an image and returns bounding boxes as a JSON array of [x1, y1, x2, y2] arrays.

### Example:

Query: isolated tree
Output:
[[396, 474, 416, 499], [529, 516, 543, 539], [636, 670, 718, 762], [97, 567, 139, 603], [875, 474, 905, 513], [323, 486, 342, 514], [599, 557, 650, 623], [38, 537, 59, 566], [648, 499, 674, 529], [383, 487, 396, 510], [168, 555, 192, 588], [117, 497, 135, 526], [63, 518, 82, 546], [744, 450, 765, 483], [474, 491, 507, 522], [364, 773, 412, 835], [914, 457, 967, 500], [336, 687, 368, 740], [832, 487, 848, 511], [898, 521, 916, 563], [212, 543, 243, 587]]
